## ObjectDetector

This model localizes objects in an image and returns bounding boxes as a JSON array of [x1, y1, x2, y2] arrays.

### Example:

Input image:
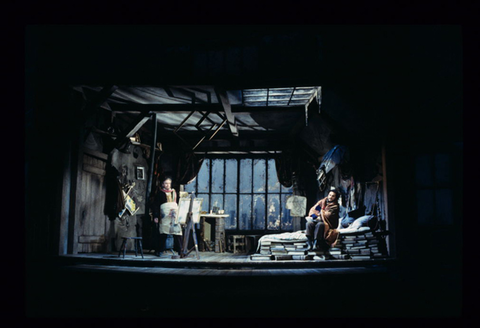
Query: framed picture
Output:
[[178, 197, 203, 224], [136, 166, 145, 180]]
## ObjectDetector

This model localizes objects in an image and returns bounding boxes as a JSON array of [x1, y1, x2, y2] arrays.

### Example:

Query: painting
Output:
[[178, 198, 190, 224], [125, 194, 139, 215], [191, 198, 203, 223], [136, 166, 145, 180], [178, 197, 204, 224]]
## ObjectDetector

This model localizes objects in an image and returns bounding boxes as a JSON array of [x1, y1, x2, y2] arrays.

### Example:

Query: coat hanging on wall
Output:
[[316, 145, 349, 192]]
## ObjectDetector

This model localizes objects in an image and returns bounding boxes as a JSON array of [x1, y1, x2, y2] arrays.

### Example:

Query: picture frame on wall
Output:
[[136, 166, 145, 180]]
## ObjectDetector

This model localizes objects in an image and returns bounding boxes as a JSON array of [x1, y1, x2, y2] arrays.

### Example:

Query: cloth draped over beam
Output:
[[275, 148, 318, 196], [176, 152, 205, 185], [154, 150, 205, 186]]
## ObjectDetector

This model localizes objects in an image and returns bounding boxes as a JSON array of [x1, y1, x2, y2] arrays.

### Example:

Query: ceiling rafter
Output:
[[215, 87, 239, 137], [112, 111, 152, 149]]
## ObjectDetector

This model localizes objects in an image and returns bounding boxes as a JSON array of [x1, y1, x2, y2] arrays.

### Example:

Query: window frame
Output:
[[183, 154, 294, 235]]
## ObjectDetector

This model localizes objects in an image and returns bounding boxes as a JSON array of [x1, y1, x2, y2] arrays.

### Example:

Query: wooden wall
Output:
[[73, 148, 109, 253]]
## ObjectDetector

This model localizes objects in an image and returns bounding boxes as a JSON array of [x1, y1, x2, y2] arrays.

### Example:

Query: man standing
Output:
[[306, 189, 340, 251], [152, 177, 183, 256]]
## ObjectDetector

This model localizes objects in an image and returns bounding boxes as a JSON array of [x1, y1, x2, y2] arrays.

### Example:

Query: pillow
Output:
[[340, 214, 356, 228], [350, 215, 375, 230], [347, 206, 365, 219]]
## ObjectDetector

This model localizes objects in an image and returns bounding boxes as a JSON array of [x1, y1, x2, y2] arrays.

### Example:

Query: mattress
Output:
[[256, 226, 372, 252]]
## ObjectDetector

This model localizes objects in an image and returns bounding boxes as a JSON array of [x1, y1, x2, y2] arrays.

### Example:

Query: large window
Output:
[[184, 157, 293, 232]]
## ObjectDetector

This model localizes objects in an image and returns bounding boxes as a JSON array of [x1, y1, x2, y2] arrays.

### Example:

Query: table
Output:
[[199, 214, 229, 253]]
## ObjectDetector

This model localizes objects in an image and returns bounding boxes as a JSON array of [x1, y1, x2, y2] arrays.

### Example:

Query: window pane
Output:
[[267, 194, 280, 230], [197, 194, 209, 214], [225, 159, 238, 193], [239, 159, 252, 193], [281, 193, 293, 231], [415, 154, 434, 187], [197, 159, 210, 193], [253, 159, 266, 192], [239, 194, 252, 229], [211, 159, 224, 193], [267, 159, 280, 192], [434, 154, 451, 186], [184, 179, 196, 193], [253, 194, 266, 230], [416, 190, 434, 225], [435, 189, 453, 225], [225, 194, 237, 229], [211, 194, 224, 213]]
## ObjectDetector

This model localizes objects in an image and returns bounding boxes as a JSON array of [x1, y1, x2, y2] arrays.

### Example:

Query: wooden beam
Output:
[[83, 148, 108, 161], [110, 103, 305, 114], [159, 130, 286, 140], [145, 113, 158, 210], [190, 138, 286, 152], [214, 87, 239, 137], [113, 111, 152, 149]]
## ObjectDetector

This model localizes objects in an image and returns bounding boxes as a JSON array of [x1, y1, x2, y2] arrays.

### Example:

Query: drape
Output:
[[175, 151, 205, 185], [275, 150, 293, 188]]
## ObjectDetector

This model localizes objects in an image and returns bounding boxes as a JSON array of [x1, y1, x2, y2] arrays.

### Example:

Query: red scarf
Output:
[[161, 188, 176, 203]]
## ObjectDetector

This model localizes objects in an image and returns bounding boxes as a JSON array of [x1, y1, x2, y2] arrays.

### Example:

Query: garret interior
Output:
[[25, 25, 462, 317]]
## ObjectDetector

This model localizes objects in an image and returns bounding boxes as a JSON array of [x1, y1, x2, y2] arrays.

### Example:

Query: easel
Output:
[[180, 192, 200, 259]]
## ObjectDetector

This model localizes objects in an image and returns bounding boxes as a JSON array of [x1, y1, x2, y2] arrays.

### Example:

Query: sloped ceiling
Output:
[[76, 84, 329, 156]]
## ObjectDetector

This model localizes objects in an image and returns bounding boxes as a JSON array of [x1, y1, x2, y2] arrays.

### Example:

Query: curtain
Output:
[[275, 150, 293, 188], [275, 148, 318, 198], [175, 151, 205, 185]]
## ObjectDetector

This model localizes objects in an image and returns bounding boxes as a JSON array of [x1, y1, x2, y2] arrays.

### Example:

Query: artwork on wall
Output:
[[136, 166, 145, 180], [286, 195, 307, 217]]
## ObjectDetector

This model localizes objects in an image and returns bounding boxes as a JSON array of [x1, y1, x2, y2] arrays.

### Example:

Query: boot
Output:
[[319, 240, 330, 256], [306, 235, 314, 251]]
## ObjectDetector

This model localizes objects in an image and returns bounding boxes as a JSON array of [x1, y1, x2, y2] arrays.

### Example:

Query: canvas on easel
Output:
[[178, 197, 191, 225], [178, 197, 203, 224], [191, 198, 203, 223], [179, 193, 202, 259]]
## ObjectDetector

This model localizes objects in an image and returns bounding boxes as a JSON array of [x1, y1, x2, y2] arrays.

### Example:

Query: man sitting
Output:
[[306, 189, 340, 251]]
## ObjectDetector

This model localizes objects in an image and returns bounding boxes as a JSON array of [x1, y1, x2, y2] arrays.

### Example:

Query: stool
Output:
[[118, 237, 144, 259], [232, 235, 246, 254]]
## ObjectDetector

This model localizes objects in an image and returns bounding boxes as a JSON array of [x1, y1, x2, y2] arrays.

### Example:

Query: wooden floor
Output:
[[56, 249, 393, 276], [72, 250, 261, 263]]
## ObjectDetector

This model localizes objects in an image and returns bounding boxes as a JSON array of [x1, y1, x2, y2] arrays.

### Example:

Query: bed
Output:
[[256, 226, 372, 253]]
